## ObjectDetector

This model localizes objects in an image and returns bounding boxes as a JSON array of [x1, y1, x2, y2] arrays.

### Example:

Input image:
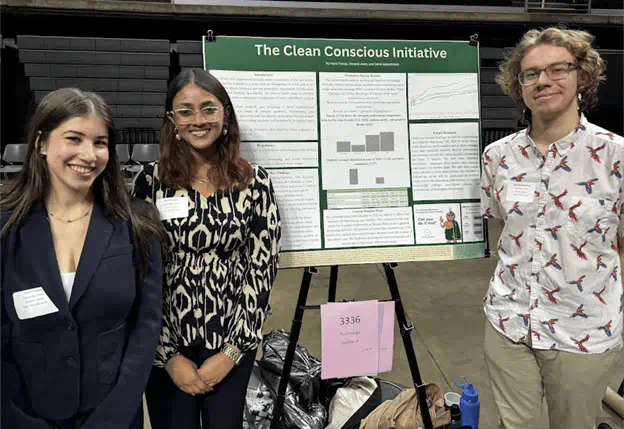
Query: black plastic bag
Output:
[[243, 363, 326, 429], [260, 329, 322, 408], [243, 364, 273, 429]]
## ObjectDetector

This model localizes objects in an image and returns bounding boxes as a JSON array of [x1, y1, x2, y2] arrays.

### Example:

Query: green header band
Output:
[[204, 36, 479, 73]]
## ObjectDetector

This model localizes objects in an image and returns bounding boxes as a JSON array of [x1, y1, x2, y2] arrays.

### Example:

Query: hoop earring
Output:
[[175, 128, 182, 141], [35, 130, 44, 156], [577, 92, 583, 111]]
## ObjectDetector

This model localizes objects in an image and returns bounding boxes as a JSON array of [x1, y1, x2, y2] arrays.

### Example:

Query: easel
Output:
[[269, 263, 436, 429]]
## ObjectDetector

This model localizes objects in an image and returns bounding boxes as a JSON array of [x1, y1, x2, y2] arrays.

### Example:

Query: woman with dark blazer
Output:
[[1, 88, 165, 429]]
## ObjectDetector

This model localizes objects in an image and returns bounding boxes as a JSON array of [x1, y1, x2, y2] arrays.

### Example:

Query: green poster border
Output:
[[203, 35, 486, 266]]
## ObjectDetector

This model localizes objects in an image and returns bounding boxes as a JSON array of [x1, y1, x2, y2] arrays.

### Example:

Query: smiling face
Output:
[[39, 115, 109, 196], [520, 44, 579, 123], [169, 82, 225, 158]]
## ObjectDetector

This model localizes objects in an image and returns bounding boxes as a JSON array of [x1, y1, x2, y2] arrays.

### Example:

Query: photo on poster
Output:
[[408, 73, 479, 120], [413, 203, 463, 244], [460, 202, 484, 242]]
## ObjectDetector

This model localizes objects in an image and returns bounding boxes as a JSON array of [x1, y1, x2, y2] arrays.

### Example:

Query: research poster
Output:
[[204, 36, 485, 268]]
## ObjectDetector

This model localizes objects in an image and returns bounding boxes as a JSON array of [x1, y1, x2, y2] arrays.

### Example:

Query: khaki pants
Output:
[[484, 320, 622, 429]]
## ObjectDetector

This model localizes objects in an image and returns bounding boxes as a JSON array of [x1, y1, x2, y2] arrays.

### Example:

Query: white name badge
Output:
[[506, 182, 536, 203], [13, 287, 59, 320], [156, 197, 189, 221]]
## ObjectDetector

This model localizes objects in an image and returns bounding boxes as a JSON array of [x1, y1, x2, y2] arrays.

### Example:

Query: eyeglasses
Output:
[[518, 62, 577, 86], [168, 106, 225, 123]]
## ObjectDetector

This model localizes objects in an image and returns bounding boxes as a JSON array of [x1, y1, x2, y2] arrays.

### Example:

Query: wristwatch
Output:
[[221, 343, 244, 365]]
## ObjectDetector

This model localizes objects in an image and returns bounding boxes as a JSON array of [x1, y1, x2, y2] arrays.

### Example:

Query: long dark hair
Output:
[[1, 88, 164, 280], [158, 69, 253, 190]]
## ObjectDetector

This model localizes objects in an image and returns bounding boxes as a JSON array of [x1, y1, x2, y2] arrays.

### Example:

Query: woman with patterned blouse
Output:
[[132, 69, 281, 429], [480, 27, 622, 429]]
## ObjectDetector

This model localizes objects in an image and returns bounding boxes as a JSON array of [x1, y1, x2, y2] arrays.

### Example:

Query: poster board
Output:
[[203, 35, 485, 268]]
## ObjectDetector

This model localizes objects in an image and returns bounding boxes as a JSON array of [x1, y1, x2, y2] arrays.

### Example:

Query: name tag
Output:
[[156, 197, 189, 220], [13, 287, 59, 320], [506, 182, 536, 203]]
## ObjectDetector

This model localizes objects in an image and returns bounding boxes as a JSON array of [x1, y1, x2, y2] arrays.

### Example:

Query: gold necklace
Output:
[[48, 207, 93, 223]]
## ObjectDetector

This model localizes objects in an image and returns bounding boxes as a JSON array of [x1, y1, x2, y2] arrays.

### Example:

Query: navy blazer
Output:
[[1, 200, 163, 429]]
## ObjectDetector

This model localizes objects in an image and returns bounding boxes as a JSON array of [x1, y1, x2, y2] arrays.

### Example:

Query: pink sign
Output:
[[378, 301, 395, 373], [321, 300, 379, 380]]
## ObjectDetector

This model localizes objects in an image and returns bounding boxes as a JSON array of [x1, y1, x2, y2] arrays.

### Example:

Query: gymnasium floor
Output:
[[250, 219, 623, 429]]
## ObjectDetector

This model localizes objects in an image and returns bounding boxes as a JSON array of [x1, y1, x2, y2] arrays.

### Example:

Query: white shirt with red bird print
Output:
[[481, 115, 624, 354]]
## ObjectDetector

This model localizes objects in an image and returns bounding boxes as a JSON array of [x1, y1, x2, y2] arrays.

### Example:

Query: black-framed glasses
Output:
[[518, 62, 577, 86], [168, 106, 225, 123]]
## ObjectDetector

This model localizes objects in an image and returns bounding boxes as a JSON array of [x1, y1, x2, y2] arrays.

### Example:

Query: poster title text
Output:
[[254, 44, 448, 59]]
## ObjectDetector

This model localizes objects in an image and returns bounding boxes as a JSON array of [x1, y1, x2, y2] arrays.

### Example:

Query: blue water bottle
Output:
[[455, 376, 480, 429]]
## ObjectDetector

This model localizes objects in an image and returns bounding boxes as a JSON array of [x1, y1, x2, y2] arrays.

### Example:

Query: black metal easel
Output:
[[269, 263, 435, 429]]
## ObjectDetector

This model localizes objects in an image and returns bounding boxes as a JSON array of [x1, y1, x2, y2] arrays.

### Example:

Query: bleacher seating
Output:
[[12, 36, 529, 155], [483, 128, 517, 144], [479, 46, 520, 148], [177, 40, 203, 70], [17, 35, 170, 144]]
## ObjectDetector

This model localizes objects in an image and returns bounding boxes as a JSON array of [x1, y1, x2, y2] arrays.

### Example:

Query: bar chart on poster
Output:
[[204, 35, 485, 268]]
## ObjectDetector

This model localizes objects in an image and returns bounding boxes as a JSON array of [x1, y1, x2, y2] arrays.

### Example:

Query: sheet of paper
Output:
[[506, 182, 536, 203], [378, 301, 395, 373], [156, 197, 189, 221], [13, 287, 59, 320], [270, 169, 322, 251], [321, 300, 379, 379], [319, 72, 411, 190], [323, 207, 415, 249], [210, 70, 318, 141], [410, 122, 480, 201]]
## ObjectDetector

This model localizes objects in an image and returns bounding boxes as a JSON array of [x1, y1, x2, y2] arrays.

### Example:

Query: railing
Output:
[[522, 0, 592, 13]]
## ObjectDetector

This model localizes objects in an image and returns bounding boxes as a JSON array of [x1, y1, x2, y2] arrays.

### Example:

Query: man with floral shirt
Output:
[[481, 26, 623, 429]]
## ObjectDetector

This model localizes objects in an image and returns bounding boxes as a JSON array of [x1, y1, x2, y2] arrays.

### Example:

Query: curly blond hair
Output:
[[495, 26, 605, 118]]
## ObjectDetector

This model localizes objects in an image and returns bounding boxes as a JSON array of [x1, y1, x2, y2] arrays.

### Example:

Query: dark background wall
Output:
[[1, 2, 622, 147]]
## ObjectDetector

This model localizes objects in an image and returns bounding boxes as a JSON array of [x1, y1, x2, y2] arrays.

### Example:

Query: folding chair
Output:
[[126, 143, 160, 174], [116, 144, 131, 170], [0, 144, 28, 180]]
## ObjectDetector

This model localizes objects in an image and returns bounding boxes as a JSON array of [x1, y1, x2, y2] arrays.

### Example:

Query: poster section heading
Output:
[[204, 36, 478, 73], [205, 36, 484, 267]]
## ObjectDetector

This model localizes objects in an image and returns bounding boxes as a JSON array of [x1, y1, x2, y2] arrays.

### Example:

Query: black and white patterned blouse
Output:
[[131, 162, 281, 367]]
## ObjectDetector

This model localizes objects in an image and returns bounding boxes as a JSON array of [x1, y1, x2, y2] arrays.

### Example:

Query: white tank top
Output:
[[60, 272, 76, 303]]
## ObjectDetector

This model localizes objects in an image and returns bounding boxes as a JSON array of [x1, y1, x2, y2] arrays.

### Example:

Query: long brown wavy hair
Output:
[[0, 88, 164, 280], [158, 69, 253, 190]]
